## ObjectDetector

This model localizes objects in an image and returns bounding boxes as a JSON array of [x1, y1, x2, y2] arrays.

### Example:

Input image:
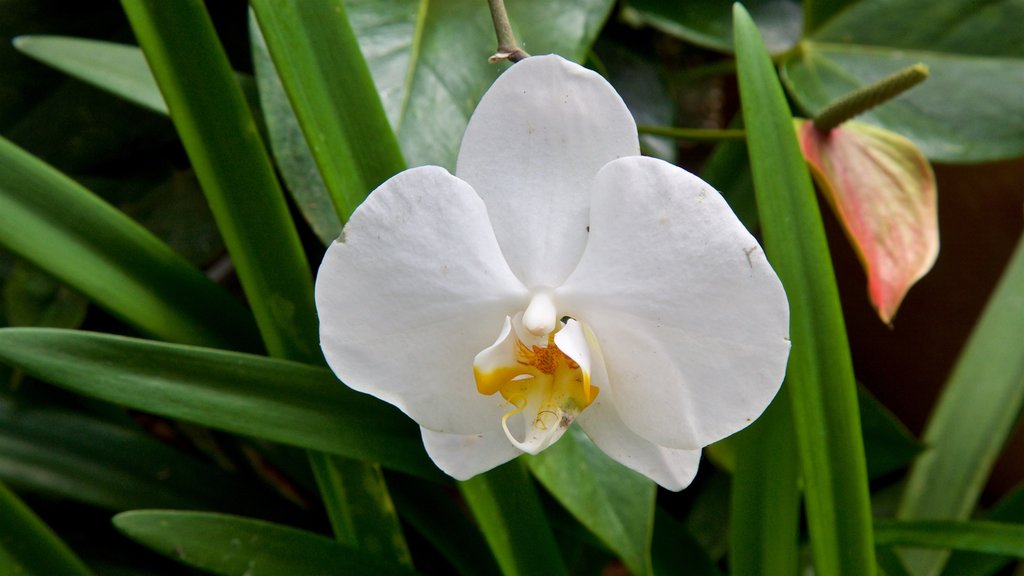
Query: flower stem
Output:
[[637, 124, 746, 141], [486, 0, 529, 63], [813, 63, 929, 131]]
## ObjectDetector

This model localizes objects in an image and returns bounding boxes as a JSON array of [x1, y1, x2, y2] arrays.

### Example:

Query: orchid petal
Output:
[[796, 119, 938, 324], [315, 166, 528, 435], [420, 427, 520, 481], [456, 54, 640, 288], [572, 320, 700, 491], [559, 156, 790, 450]]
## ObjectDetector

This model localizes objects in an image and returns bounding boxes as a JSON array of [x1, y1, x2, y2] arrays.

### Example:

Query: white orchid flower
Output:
[[315, 54, 790, 491]]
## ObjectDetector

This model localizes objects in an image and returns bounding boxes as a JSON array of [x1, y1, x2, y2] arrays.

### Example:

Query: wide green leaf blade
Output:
[[897, 233, 1024, 575], [875, 520, 1024, 556], [346, 0, 615, 169], [113, 510, 419, 576], [733, 5, 876, 574], [730, 387, 800, 575], [0, 136, 259, 350], [0, 328, 438, 480], [943, 487, 1024, 576], [781, 0, 1024, 162], [250, 1, 405, 225], [0, 481, 93, 576], [459, 460, 567, 576], [528, 427, 656, 576], [12, 35, 166, 114]]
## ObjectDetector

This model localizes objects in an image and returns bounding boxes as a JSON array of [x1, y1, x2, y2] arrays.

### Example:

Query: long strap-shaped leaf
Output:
[[0, 328, 438, 481], [733, 5, 876, 574], [0, 480, 93, 576], [119, 0, 409, 557], [0, 136, 259, 351], [875, 520, 1024, 557], [249, 0, 406, 224], [113, 510, 420, 576], [897, 233, 1024, 575]]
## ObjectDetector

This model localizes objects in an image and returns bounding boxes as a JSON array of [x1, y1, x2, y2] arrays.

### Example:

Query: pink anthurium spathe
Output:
[[796, 119, 938, 324], [315, 55, 791, 490]]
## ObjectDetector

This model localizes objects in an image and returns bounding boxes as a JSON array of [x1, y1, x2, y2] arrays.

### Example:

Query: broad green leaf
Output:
[[3, 261, 87, 328], [0, 396, 282, 515], [528, 426, 656, 576], [730, 388, 800, 575], [113, 510, 420, 576], [802, 0, 858, 34], [0, 328, 438, 481], [249, 18, 340, 245], [781, 0, 1024, 162], [897, 233, 1024, 575], [734, 5, 876, 574], [459, 460, 567, 576], [346, 0, 615, 169], [875, 520, 1024, 556], [0, 481, 93, 576], [796, 119, 938, 323], [250, 1, 405, 226], [13, 35, 166, 114], [943, 487, 1024, 576], [621, 0, 802, 54], [0, 136, 259, 350]]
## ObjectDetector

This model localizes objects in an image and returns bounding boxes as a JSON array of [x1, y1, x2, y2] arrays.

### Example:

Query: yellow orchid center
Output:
[[474, 320, 599, 454]]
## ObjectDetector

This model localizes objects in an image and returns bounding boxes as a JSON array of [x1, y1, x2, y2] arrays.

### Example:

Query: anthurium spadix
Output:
[[796, 119, 938, 324], [315, 55, 790, 490]]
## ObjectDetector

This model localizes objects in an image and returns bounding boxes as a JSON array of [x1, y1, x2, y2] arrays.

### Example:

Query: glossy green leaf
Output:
[[734, 5, 876, 574], [0, 328, 438, 480], [528, 426, 655, 576], [875, 520, 1024, 556], [250, 1, 406, 226], [782, 0, 1024, 162], [459, 460, 566, 576], [622, 0, 802, 54], [113, 510, 419, 576], [0, 136, 259, 350], [0, 481, 93, 576], [249, 18, 339, 245], [943, 487, 1024, 576], [13, 35, 166, 114], [0, 396, 283, 515], [346, 0, 615, 169], [897, 233, 1024, 575], [730, 388, 800, 575]]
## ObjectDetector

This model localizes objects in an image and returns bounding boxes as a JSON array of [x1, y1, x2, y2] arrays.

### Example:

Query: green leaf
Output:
[[943, 487, 1024, 576], [113, 510, 420, 576], [621, 0, 802, 54], [528, 426, 656, 576], [0, 396, 283, 515], [249, 18, 340, 245], [0, 136, 260, 350], [897, 233, 1024, 575], [875, 520, 1024, 556], [733, 5, 876, 575], [0, 328, 438, 481], [250, 1, 406, 226], [459, 460, 567, 576], [120, 0, 318, 362], [730, 387, 800, 575], [0, 481, 93, 576], [346, 0, 615, 169], [12, 35, 166, 114], [858, 385, 921, 480], [781, 0, 1024, 162], [651, 508, 722, 576]]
